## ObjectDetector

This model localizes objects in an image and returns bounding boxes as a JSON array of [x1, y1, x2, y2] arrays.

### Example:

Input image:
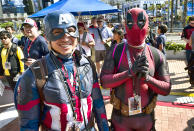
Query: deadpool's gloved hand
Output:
[[128, 55, 149, 78]]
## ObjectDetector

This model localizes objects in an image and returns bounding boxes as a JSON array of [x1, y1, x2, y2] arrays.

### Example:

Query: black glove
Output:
[[129, 55, 149, 78]]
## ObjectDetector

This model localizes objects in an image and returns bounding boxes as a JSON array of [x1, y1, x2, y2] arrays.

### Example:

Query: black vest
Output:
[[0, 44, 20, 77]]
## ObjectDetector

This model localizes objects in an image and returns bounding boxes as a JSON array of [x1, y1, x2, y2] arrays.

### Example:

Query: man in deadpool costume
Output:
[[100, 8, 171, 131]]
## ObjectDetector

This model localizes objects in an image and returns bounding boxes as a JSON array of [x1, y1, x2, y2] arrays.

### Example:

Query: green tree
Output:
[[148, 4, 156, 16], [23, 0, 35, 15]]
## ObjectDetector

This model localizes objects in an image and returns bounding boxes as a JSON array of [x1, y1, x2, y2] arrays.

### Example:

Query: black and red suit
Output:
[[100, 8, 171, 131]]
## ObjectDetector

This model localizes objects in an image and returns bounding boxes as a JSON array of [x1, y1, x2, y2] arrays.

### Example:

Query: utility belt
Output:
[[110, 90, 157, 117]]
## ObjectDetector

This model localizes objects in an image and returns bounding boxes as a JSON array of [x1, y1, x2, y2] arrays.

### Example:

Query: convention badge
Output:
[[13, 74, 20, 82], [0, 80, 5, 96], [4, 62, 11, 69], [128, 95, 142, 116]]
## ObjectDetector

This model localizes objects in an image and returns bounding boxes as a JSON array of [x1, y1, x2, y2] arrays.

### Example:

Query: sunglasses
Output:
[[0, 37, 8, 40], [190, 23, 194, 25]]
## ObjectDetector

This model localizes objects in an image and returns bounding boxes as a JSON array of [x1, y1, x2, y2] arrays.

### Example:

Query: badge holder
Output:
[[5, 62, 11, 69], [128, 95, 142, 116]]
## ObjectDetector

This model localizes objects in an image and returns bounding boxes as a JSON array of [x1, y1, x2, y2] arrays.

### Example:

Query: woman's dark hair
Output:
[[113, 29, 124, 40], [5, 25, 14, 30], [0, 30, 12, 39], [158, 24, 168, 34]]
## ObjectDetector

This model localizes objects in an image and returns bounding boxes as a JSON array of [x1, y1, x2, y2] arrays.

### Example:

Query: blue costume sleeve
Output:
[[14, 69, 41, 131]]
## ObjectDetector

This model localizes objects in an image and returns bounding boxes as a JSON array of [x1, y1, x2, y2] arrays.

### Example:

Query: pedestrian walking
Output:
[[181, 16, 194, 64], [14, 10, 109, 131], [89, 16, 113, 75], [0, 31, 24, 91], [100, 8, 171, 131], [155, 24, 168, 55]]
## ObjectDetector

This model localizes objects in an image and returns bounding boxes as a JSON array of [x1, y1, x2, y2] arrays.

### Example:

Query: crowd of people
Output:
[[0, 7, 193, 131]]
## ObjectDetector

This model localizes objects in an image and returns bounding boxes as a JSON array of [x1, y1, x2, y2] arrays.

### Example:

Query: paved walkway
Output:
[[105, 60, 194, 131]]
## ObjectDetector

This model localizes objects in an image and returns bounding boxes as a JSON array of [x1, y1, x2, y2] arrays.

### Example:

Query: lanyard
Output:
[[58, 58, 77, 96], [126, 43, 146, 96], [27, 38, 36, 57], [125, 43, 138, 95]]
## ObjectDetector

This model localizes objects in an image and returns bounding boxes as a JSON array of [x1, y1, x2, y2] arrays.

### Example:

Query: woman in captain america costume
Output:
[[100, 8, 171, 131], [14, 10, 109, 131]]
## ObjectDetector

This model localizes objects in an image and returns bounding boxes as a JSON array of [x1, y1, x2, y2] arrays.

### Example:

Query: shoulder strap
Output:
[[30, 57, 48, 111], [97, 28, 103, 41], [149, 46, 161, 71], [82, 32, 87, 43], [112, 43, 126, 71]]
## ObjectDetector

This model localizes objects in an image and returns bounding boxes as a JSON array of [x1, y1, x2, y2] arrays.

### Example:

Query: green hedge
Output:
[[165, 41, 185, 53]]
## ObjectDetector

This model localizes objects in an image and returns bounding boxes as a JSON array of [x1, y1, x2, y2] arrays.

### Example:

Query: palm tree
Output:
[[170, 0, 174, 32], [148, 4, 155, 16], [182, 0, 188, 27], [175, 0, 178, 22]]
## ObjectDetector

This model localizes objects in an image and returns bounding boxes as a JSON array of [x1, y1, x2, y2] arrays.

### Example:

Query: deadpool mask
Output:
[[125, 8, 149, 47]]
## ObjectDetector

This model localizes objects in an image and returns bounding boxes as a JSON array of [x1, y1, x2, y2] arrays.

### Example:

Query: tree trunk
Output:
[[0, 1, 3, 18], [174, 0, 178, 27], [170, 0, 174, 32], [183, 0, 188, 27]]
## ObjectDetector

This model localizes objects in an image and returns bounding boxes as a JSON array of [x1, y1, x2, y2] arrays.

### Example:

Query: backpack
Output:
[[0, 44, 21, 77]]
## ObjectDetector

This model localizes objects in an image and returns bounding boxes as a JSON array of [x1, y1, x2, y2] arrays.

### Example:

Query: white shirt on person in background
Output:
[[78, 32, 94, 57], [89, 26, 113, 51]]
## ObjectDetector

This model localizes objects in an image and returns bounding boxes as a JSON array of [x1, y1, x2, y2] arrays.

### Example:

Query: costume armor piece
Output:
[[125, 8, 148, 47], [44, 10, 79, 41]]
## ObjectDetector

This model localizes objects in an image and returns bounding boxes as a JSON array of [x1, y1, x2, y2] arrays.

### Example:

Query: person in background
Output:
[[156, 24, 168, 55], [145, 26, 156, 47], [88, 17, 98, 62], [77, 22, 95, 59], [0, 31, 24, 91], [111, 28, 125, 46], [18, 26, 28, 50], [181, 16, 194, 64], [14, 10, 108, 131], [107, 22, 114, 31], [185, 31, 194, 88], [89, 16, 98, 29], [5, 25, 19, 45], [92, 16, 113, 75], [22, 18, 49, 68], [100, 8, 171, 131]]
